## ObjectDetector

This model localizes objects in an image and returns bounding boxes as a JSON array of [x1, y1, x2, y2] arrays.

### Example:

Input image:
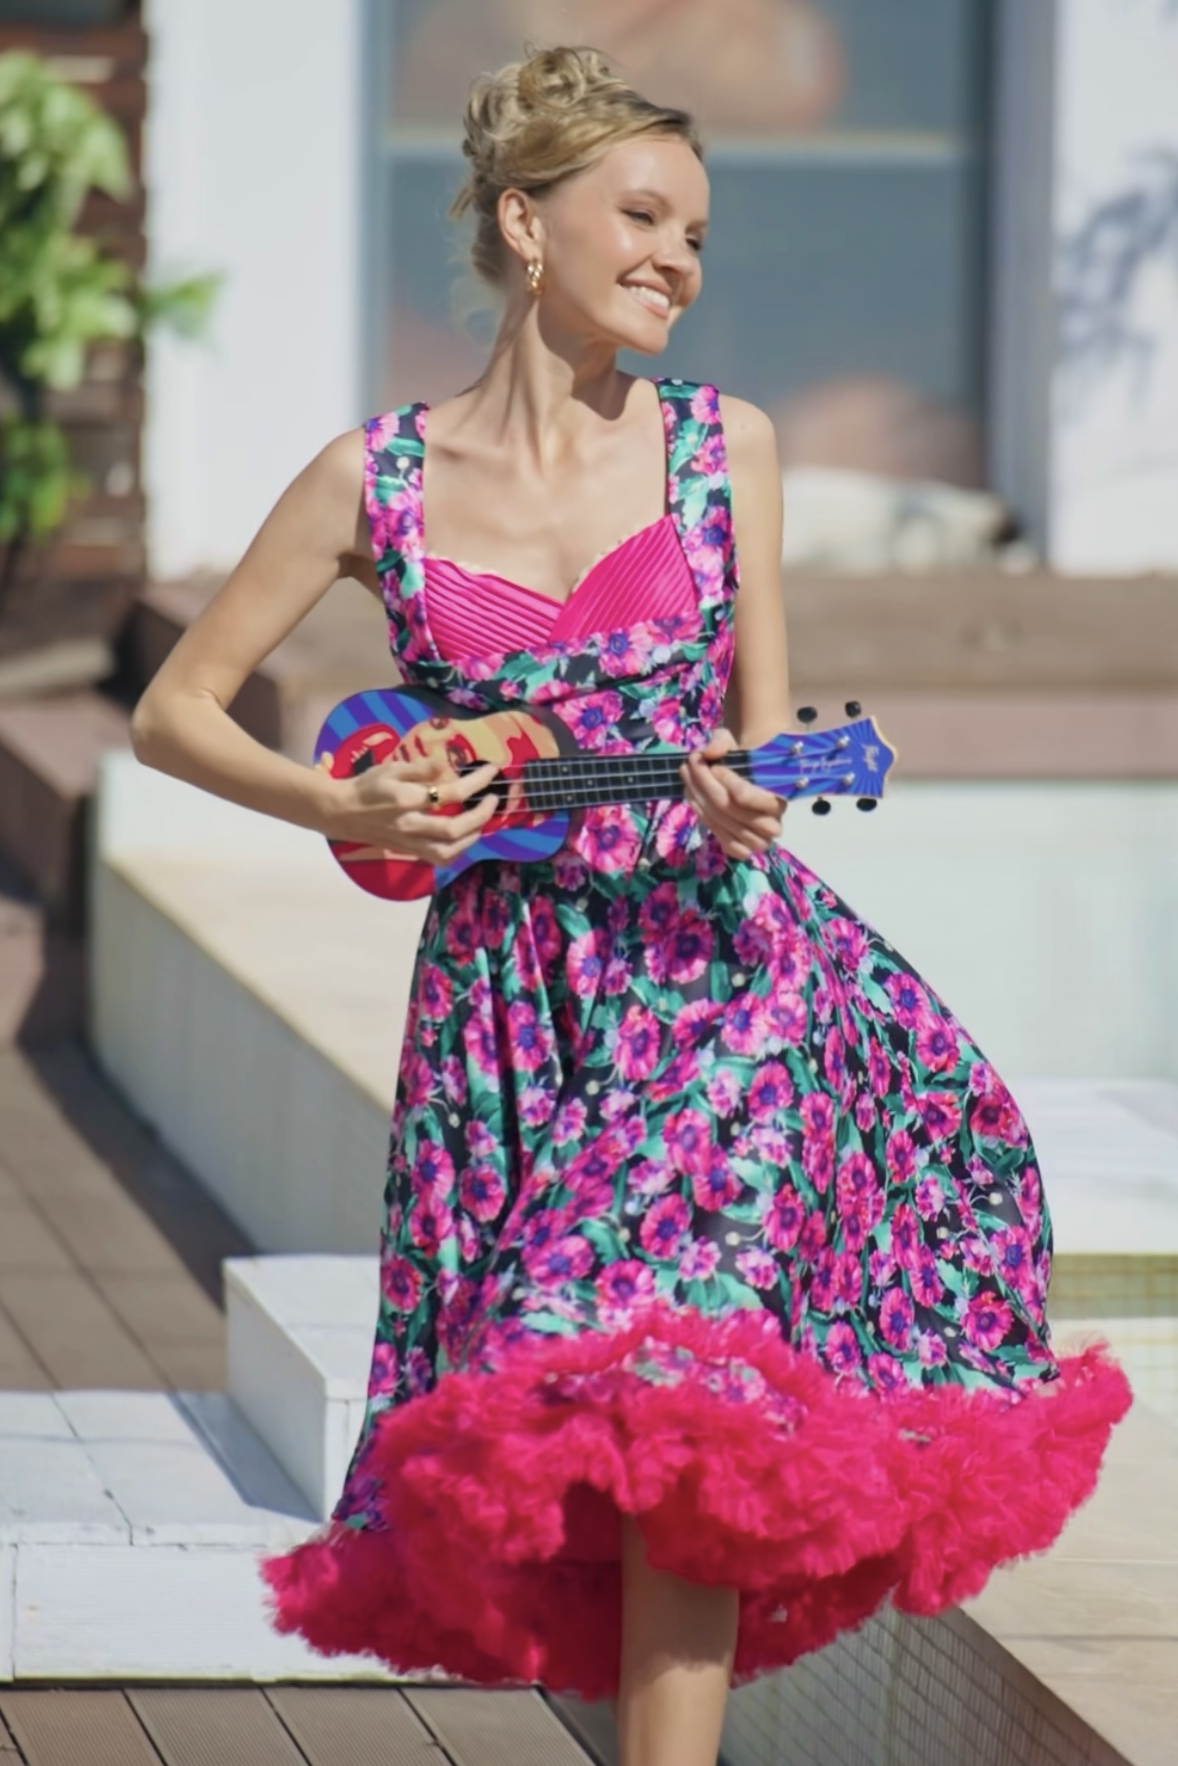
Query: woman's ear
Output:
[[498, 187, 544, 270]]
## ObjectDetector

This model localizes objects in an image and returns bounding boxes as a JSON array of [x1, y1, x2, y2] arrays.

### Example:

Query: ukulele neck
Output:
[[518, 750, 750, 814]]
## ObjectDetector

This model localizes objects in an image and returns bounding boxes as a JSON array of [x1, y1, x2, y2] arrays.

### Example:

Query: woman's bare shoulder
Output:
[[716, 391, 778, 463]]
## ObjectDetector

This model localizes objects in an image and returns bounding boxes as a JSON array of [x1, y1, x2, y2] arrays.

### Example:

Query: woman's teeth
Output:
[[625, 285, 670, 316]]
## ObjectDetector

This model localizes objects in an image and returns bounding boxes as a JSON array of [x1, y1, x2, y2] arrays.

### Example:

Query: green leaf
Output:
[[580, 1217, 629, 1261], [136, 271, 225, 341], [0, 49, 219, 544]]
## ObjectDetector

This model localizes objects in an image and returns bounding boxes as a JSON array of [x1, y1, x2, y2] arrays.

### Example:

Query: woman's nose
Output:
[[653, 234, 699, 283]]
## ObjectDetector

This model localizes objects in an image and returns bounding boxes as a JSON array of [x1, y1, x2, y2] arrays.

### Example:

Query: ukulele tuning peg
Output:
[[796, 705, 819, 725], [844, 700, 862, 717], [856, 797, 878, 812], [811, 797, 832, 816]]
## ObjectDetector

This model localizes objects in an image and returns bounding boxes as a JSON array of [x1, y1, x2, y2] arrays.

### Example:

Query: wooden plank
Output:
[[0, 922, 84, 1048], [0, 1108, 115, 1204], [130, 1687, 310, 1766], [0, 1691, 162, 1766], [848, 688, 1178, 779], [91, 1271, 225, 1344], [0, 19, 148, 64], [0, 1303, 52, 1388], [403, 1687, 595, 1766], [0, 1271, 163, 1389], [32, 1193, 189, 1278], [25, 1041, 253, 1302], [0, 1046, 245, 1388], [266, 1687, 443, 1766], [0, 1703, 25, 1766], [545, 1694, 618, 1766], [0, 1200, 74, 1273], [132, 1337, 225, 1392], [782, 571, 1178, 690]]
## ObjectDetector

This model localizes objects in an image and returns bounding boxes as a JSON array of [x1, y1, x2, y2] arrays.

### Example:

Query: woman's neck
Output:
[[448, 329, 638, 468]]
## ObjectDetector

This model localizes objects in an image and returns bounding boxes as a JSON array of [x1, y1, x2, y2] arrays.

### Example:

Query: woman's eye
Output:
[[626, 209, 655, 225], [447, 737, 477, 769]]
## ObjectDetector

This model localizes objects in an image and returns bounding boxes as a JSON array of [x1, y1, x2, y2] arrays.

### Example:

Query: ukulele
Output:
[[314, 686, 896, 901]]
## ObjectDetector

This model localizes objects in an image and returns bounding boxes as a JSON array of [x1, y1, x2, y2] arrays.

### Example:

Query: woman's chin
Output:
[[601, 317, 671, 358]]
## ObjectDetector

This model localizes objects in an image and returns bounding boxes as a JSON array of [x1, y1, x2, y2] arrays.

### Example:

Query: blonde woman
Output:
[[133, 46, 1129, 1766]]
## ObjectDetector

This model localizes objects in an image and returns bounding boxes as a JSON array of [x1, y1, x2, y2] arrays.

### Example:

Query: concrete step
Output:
[[0, 1389, 396, 1682], [223, 1239, 1178, 1549], [0, 691, 130, 931], [225, 1256, 378, 1521]]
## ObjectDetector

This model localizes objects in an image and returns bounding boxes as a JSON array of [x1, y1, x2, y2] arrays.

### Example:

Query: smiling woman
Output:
[[127, 39, 1131, 1766], [448, 45, 707, 292]]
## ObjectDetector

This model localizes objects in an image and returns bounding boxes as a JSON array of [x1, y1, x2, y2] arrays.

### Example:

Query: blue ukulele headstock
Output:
[[745, 703, 897, 811]]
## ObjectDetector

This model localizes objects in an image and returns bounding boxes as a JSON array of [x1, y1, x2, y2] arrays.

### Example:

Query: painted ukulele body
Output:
[[315, 685, 895, 901]]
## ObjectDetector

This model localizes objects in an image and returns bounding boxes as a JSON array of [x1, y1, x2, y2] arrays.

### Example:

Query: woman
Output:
[[132, 46, 1131, 1766]]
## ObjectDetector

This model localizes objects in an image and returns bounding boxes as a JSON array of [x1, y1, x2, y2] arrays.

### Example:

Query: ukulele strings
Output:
[[457, 752, 855, 817], [458, 774, 856, 823]]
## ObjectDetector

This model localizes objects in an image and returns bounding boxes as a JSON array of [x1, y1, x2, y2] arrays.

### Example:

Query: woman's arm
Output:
[[680, 393, 791, 858], [131, 429, 499, 862]]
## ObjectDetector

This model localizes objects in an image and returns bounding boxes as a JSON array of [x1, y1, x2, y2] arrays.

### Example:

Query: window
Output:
[[367, 0, 994, 487]]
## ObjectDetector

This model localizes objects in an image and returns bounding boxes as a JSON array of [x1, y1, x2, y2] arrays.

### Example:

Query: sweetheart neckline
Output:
[[422, 513, 677, 614]]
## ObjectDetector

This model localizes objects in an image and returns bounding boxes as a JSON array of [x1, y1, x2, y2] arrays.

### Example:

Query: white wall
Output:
[[1050, 0, 1178, 571], [141, 0, 367, 578]]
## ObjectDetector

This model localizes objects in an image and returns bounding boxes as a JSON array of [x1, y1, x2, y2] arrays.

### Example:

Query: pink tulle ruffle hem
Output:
[[258, 1304, 1132, 1699]]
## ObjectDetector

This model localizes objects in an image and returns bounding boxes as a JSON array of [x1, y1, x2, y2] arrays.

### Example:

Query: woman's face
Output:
[[524, 134, 709, 355]]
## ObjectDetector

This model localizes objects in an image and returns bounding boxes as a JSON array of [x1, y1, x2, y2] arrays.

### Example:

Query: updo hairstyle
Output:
[[449, 45, 703, 287]]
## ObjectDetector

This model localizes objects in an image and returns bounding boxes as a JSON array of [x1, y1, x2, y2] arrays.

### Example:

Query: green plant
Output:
[[0, 49, 222, 617]]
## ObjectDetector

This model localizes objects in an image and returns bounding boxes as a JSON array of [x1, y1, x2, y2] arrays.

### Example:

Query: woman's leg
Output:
[[615, 1513, 739, 1766]]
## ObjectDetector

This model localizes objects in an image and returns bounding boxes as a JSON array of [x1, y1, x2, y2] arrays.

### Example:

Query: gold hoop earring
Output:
[[525, 258, 546, 296]]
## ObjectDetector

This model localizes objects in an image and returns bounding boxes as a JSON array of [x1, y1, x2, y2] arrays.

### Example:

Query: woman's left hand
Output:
[[681, 727, 786, 860]]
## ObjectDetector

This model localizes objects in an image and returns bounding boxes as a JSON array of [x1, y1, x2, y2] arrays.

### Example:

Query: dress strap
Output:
[[653, 378, 738, 612], [362, 402, 432, 667]]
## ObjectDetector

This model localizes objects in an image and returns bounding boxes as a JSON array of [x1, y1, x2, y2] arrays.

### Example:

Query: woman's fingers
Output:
[[687, 753, 781, 823], [682, 750, 783, 857], [451, 760, 501, 801], [419, 792, 501, 842], [408, 758, 499, 812]]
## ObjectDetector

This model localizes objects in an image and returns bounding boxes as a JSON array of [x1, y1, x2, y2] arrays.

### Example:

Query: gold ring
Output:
[[426, 784, 440, 807]]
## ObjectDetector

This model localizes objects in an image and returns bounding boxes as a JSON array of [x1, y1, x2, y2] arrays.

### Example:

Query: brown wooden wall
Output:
[[0, 3, 146, 674]]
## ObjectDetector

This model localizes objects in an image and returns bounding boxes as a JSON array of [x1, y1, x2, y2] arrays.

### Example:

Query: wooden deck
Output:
[[0, 1685, 602, 1765], [0, 1043, 604, 1762], [0, 1042, 251, 1392]]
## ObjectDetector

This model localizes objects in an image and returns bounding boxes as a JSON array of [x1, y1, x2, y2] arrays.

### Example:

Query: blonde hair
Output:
[[449, 44, 703, 287]]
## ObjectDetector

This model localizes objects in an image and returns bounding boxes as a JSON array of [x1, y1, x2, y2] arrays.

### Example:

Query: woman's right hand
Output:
[[318, 751, 501, 866]]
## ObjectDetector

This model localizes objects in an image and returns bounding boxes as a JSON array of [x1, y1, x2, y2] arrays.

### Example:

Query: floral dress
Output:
[[260, 378, 1131, 1699]]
